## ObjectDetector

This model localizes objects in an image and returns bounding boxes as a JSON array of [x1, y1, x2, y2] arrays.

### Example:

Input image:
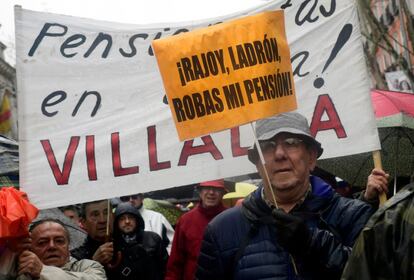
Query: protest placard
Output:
[[153, 11, 296, 140], [15, 0, 380, 209]]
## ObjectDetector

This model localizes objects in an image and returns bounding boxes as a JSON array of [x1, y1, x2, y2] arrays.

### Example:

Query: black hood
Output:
[[113, 202, 145, 242]]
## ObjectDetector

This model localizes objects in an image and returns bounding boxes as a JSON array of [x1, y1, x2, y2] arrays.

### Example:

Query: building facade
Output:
[[369, 0, 414, 92], [0, 41, 17, 139]]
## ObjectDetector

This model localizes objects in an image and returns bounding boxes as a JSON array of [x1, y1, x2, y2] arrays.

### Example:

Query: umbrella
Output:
[[317, 89, 414, 191], [143, 198, 184, 226], [0, 187, 38, 243], [34, 208, 87, 250]]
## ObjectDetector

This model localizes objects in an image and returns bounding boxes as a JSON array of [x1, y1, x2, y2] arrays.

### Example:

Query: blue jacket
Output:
[[196, 176, 373, 280]]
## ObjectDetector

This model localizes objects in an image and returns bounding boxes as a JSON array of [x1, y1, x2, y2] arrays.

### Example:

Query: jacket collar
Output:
[[242, 175, 335, 222], [197, 203, 227, 219]]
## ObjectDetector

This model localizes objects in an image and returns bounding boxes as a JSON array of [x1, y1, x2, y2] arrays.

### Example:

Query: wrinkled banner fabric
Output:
[[15, 0, 379, 209]]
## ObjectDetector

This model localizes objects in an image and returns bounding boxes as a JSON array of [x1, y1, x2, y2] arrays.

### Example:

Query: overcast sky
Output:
[[0, 0, 267, 64]]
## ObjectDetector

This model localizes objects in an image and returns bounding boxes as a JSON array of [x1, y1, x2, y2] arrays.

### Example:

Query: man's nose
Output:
[[97, 212, 107, 222], [273, 142, 287, 158], [48, 240, 57, 248]]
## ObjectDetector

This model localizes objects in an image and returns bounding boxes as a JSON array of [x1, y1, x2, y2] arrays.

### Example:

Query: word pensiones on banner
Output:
[[153, 11, 297, 141]]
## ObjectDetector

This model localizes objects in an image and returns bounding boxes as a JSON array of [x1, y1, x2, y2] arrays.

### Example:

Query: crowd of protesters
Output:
[[2, 112, 414, 280]]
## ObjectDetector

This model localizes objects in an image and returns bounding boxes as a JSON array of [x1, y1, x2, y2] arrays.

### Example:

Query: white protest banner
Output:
[[16, 0, 380, 209]]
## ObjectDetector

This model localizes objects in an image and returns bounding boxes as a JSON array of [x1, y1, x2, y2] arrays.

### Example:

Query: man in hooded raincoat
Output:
[[109, 202, 168, 280]]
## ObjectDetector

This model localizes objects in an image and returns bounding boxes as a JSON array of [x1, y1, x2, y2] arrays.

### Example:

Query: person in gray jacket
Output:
[[17, 218, 106, 280]]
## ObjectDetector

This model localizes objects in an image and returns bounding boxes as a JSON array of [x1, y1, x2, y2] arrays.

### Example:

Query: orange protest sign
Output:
[[152, 11, 297, 141]]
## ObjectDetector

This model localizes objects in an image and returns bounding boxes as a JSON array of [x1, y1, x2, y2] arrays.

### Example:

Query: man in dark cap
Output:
[[109, 202, 168, 280], [196, 112, 388, 280]]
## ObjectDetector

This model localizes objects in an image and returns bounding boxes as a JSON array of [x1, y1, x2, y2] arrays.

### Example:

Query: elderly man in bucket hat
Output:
[[196, 112, 387, 280]]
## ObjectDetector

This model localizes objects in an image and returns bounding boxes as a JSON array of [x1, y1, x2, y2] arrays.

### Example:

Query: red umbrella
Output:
[[318, 89, 414, 189], [371, 89, 414, 118], [0, 187, 38, 244]]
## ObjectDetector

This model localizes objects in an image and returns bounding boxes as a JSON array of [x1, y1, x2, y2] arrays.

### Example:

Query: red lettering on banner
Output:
[[178, 135, 223, 165], [86, 135, 97, 180], [40, 125, 250, 185], [147, 125, 171, 171], [310, 94, 347, 138], [40, 137, 80, 185], [111, 132, 139, 176], [230, 127, 249, 157]]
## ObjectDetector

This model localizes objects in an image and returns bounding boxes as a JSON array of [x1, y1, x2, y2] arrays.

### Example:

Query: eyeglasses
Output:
[[259, 137, 304, 154], [120, 195, 140, 202]]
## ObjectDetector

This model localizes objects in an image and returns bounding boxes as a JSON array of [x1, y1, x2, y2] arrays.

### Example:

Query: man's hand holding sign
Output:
[[152, 10, 297, 141]]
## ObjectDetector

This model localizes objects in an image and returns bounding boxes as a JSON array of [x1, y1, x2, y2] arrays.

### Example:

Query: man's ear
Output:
[[247, 148, 259, 164], [79, 218, 86, 230], [309, 148, 318, 171]]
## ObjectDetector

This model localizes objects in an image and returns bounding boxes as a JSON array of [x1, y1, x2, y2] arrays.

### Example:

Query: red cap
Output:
[[199, 179, 227, 192]]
